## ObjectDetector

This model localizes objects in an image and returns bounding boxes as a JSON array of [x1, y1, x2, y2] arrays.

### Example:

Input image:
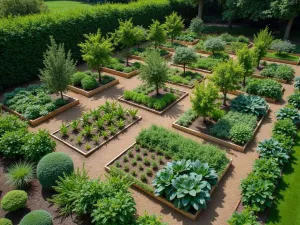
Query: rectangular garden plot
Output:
[[158, 42, 185, 52], [102, 58, 141, 78], [51, 101, 141, 156], [105, 125, 232, 220], [2, 85, 79, 127], [167, 68, 205, 88], [129, 47, 172, 61], [263, 52, 300, 66], [119, 85, 188, 115]]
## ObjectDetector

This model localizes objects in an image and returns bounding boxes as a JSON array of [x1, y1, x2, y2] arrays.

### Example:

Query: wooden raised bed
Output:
[[1, 94, 79, 127], [130, 52, 172, 61], [251, 74, 288, 84], [169, 39, 200, 46], [172, 107, 269, 152], [166, 76, 205, 89], [102, 67, 139, 78], [68, 79, 119, 97], [105, 142, 233, 220], [171, 63, 212, 74], [262, 57, 300, 66], [267, 49, 300, 57], [51, 116, 142, 157], [118, 90, 188, 115]]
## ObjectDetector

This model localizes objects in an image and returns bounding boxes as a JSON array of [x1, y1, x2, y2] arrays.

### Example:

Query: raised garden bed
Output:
[[2, 85, 79, 126], [170, 31, 200, 46], [51, 101, 141, 156], [105, 125, 232, 220], [167, 68, 205, 88], [119, 85, 188, 115], [158, 42, 185, 52], [102, 57, 141, 78], [129, 47, 172, 61], [263, 52, 300, 65]]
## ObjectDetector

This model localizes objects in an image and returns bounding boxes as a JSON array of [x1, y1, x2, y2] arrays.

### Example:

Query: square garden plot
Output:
[[105, 125, 232, 220], [51, 101, 141, 156], [264, 51, 300, 65], [102, 57, 141, 78], [119, 85, 188, 115], [129, 47, 172, 61], [167, 68, 205, 88]]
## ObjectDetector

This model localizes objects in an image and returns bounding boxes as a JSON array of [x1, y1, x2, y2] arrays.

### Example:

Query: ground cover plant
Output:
[[267, 39, 300, 63], [260, 63, 295, 82], [265, 51, 300, 63], [129, 47, 169, 59], [184, 55, 223, 72], [70, 70, 116, 91], [167, 68, 204, 88], [103, 57, 141, 74], [108, 125, 230, 214], [52, 101, 140, 154]]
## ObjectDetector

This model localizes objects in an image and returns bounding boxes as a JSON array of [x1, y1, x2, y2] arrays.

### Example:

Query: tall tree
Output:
[[237, 46, 254, 87], [147, 20, 167, 49], [139, 50, 168, 96], [39, 37, 76, 100], [164, 12, 184, 44], [188, 0, 205, 19], [78, 29, 114, 82], [210, 59, 244, 106]]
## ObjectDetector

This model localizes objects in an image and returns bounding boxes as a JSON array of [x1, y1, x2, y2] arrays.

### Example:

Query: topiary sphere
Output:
[[37, 152, 74, 190], [81, 76, 98, 90], [19, 210, 53, 225], [1, 190, 28, 212], [0, 218, 13, 225]]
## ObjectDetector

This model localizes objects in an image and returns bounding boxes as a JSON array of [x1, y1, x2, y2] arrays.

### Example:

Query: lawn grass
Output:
[[45, 1, 94, 12], [267, 132, 300, 225], [265, 52, 299, 62]]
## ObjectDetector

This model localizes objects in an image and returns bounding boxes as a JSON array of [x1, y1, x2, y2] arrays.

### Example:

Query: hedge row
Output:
[[0, 0, 195, 90]]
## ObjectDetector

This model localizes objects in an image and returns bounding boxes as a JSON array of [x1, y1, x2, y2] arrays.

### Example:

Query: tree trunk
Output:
[[126, 57, 129, 67], [98, 67, 102, 83], [171, 37, 174, 44], [183, 64, 186, 75], [243, 76, 246, 87], [223, 92, 227, 106], [197, 0, 204, 19], [156, 84, 159, 96], [60, 91, 64, 100], [284, 17, 295, 40], [228, 19, 232, 29]]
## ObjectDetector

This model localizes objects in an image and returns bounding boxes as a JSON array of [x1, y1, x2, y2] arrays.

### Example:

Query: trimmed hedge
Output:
[[19, 210, 53, 225], [0, 0, 194, 90]]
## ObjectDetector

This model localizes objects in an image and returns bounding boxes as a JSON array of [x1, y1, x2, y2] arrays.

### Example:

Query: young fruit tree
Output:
[[173, 47, 197, 75], [210, 59, 244, 106], [139, 50, 168, 96], [164, 12, 184, 44], [191, 81, 219, 123], [252, 27, 273, 68], [39, 37, 76, 100], [237, 46, 254, 87], [134, 25, 147, 48], [204, 37, 226, 55], [189, 17, 205, 37], [78, 29, 114, 83], [148, 20, 167, 49]]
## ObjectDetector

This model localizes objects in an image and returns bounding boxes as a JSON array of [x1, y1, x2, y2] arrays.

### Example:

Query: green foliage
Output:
[[189, 17, 205, 36], [0, 114, 27, 138], [137, 212, 167, 225], [261, 63, 295, 82], [167, 68, 203, 86], [139, 50, 168, 95], [136, 125, 229, 175], [273, 118, 297, 139], [276, 106, 300, 125], [176, 109, 198, 127], [0, 0, 47, 17], [0, 218, 12, 225], [210, 111, 257, 145], [5, 161, 35, 189], [153, 160, 218, 211], [270, 39, 296, 55], [0, 0, 193, 90], [190, 56, 220, 71], [105, 57, 140, 73], [40, 37, 76, 99], [19, 210, 53, 225], [210, 59, 244, 105], [37, 152, 74, 190], [288, 92, 300, 109], [220, 33, 236, 43], [237, 45, 254, 86], [204, 37, 226, 54], [191, 81, 219, 121], [164, 12, 184, 43], [172, 47, 197, 73], [227, 207, 259, 225], [1, 190, 28, 212], [253, 158, 281, 184], [174, 31, 198, 42], [246, 78, 283, 101], [147, 20, 167, 48], [71, 72, 88, 86], [230, 94, 268, 117], [252, 27, 273, 67], [81, 76, 98, 90], [294, 77, 300, 90]]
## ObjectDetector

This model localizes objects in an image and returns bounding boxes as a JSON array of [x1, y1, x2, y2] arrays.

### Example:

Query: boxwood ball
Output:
[[37, 152, 74, 190], [19, 210, 53, 225]]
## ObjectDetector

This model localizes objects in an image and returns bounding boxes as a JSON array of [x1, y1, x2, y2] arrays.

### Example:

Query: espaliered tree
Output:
[[39, 37, 76, 100], [252, 27, 273, 68], [164, 12, 184, 44], [237, 46, 254, 87], [78, 29, 114, 83], [139, 50, 168, 96], [210, 59, 244, 106], [173, 47, 197, 75], [148, 20, 167, 49], [191, 81, 219, 123]]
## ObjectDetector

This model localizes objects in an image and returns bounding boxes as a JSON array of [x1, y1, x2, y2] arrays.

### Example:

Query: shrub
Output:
[[276, 106, 300, 125], [0, 114, 27, 138], [176, 109, 198, 127], [230, 94, 268, 117], [220, 33, 236, 43], [0, 0, 47, 17], [22, 129, 56, 162], [237, 35, 250, 43], [71, 72, 87, 86], [253, 158, 281, 184], [294, 77, 300, 90], [272, 133, 294, 152], [81, 76, 98, 90], [190, 57, 220, 71], [227, 208, 259, 225], [137, 212, 167, 225], [272, 118, 297, 139], [261, 63, 295, 82], [270, 39, 296, 54], [229, 124, 253, 145], [204, 37, 226, 54], [37, 152, 74, 190], [0, 218, 12, 225], [189, 17, 204, 36], [1, 190, 28, 212], [19, 210, 53, 225], [5, 161, 35, 189], [288, 92, 300, 109]]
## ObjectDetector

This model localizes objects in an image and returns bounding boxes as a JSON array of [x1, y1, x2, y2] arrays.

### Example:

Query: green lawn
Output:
[[266, 52, 300, 62], [45, 1, 94, 12], [267, 133, 300, 225]]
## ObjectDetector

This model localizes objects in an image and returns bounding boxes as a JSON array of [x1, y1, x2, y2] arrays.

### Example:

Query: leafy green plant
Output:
[[137, 212, 167, 225], [1, 190, 28, 212], [60, 124, 68, 137], [272, 118, 297, 139], [288, 92, 300, 109], [253, 158, 281, 184], [0, 218, 13, 225], [229, 123, 253, 145], [70, 120, 80, 132], [128, 109, 139, 118], [227, 207, 259, 225], [276, 106, 300, 125], [261, 63, 295, 82], [270, 39, 296, 55], [176, 109, 198, 127], [294, 77, 300, 90], [81, 76, 98, 90], [71, 72, 87, 86]]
